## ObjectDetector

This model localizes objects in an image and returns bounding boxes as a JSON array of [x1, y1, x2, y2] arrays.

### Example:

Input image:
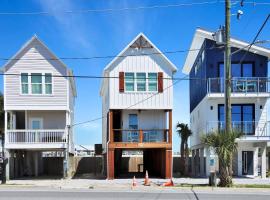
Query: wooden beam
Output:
[[165, 150, 172, 179], [168, 110, 172, 144], [109, 111, 113, 143], [108, 142, 172, 149], [107, 149, 114, 179]]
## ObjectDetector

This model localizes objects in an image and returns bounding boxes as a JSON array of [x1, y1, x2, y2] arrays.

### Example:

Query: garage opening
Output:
[[9, 150, 64, 179], [114, 149, 166, 178]]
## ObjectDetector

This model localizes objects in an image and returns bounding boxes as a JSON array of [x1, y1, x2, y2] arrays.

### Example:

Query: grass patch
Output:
[[174, 183, 270, 189], [233, 184, 270, 188]]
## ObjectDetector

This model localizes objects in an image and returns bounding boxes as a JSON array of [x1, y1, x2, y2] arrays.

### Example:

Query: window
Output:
[[219, 63, 253, 78], [218, 104, 255, 135], [136, 73, 146, 91], [125, 73, 134, 91], [31, 73, 42, 94], [148, 73, 157, 91], [128, 114, 138, 142], [129, 114, 138, 129], [21, 73, 29, 94], [45, 73, 52, 94]]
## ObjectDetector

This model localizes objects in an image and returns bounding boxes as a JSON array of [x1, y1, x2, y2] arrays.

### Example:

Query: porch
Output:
[[4, 110, 69, 150]]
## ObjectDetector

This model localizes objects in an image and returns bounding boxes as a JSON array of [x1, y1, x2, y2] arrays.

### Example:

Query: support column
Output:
[[109, 111, 113, 143], [200, 148, 205, 177], [261, 144, 267, 178], [107, 149, 114, 179], [5, 150, 10, 181], [168, 110, 172, 144], [34, 152, 39, 177], [237, 148, 242, 176], [165, 149, 172, 179], [191, 149, 195, 177]]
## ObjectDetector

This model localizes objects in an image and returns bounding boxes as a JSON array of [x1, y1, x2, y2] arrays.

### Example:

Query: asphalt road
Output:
[[0, 189, 270, 200]]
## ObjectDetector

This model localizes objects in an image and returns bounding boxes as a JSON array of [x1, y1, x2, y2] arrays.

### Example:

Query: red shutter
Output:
[[158, 72, 163, 93], [119, 72, 124, 93]]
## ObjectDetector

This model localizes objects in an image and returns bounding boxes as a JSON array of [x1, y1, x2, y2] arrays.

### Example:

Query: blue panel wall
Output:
[[189, 39, 268, 112]]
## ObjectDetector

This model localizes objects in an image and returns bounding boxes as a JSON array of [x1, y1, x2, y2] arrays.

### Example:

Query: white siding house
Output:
[[100, 33, 177, 179], [2, 36, 76, 179]]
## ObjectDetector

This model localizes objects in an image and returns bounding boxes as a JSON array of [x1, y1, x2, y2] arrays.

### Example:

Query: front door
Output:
[[128, 114, 138, 142], [242, 151, 253, 175], [29, 118, 43, 129]]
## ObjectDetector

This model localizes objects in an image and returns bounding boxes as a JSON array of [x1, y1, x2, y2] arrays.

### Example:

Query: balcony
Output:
[[206, 121, 270, 141], [109, 129, 171, 149], [207, 77, 270, 98], [5, 129, 67, 149]]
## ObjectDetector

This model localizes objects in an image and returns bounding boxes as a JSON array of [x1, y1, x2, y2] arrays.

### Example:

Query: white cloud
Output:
[[37, 0, 92, 50]]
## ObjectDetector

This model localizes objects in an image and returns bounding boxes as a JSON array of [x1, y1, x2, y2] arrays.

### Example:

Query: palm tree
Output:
[[176, 123, 192, 176], [201, 129, 242, 187]]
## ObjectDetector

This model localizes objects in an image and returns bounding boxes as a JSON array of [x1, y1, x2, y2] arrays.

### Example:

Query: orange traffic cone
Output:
[[163, 178, 174, 187], [132, 176, 137, 188], [144, 170, 151, 186]]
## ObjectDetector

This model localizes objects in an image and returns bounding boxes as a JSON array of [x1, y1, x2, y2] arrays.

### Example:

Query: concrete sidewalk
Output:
[[1, 177, 269, 190]]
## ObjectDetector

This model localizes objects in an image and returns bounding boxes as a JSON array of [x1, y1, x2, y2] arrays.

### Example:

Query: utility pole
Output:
[[225, 0, 232, 134]]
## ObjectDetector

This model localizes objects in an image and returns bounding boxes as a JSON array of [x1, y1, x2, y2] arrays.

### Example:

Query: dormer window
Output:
[[20, 72, 53, 95]]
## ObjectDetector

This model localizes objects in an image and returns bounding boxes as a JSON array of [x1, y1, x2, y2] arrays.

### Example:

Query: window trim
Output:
[[20, 71, 54, 96]]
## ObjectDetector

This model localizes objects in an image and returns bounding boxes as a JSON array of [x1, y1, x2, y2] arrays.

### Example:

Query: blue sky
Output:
[[0, 0, 269, 152]]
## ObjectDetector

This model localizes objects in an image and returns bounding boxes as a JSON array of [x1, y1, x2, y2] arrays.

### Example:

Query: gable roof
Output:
[[182, 28, 270, 74], [100, 33, 178, 95], [1, 35, 77, 97]]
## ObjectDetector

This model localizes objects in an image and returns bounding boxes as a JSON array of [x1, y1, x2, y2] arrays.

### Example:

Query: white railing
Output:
[[6, 129, 67, 144], [207, 77, 270, 94], [206, 121, 270, 137]]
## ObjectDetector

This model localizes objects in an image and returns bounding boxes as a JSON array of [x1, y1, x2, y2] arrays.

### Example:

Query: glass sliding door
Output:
[[218, 104, 255, 135]]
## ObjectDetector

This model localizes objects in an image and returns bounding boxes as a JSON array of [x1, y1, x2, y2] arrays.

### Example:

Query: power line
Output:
[[0, 46, 223, 61], [239, 14, 270, 63], [71, 75, 187, 127], [0, 1, 222, 15], [0, 72, 207, 81], [0, 1, 269, 16], [0, 1, 268, 16]]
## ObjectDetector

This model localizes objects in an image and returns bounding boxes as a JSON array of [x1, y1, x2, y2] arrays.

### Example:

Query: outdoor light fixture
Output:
[[237, 10, 244, 20]]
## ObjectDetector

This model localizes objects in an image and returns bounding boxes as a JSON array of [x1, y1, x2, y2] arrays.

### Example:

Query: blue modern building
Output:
[[183, 28, 270, 178]]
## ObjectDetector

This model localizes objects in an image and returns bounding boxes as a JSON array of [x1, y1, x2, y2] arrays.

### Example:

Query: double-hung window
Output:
[[31, 73, 42, 94], [148, 73, 157, 91], [125, 73, 135, 91], [45, 73, 52, 94], [21, 73, 29, 94], [136, 73, 146, 91]]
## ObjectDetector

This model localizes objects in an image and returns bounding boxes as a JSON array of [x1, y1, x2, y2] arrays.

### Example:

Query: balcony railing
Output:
[[206, 121, 270, 137], [6, 129, 67, 144], [112, 129, 170, 143], [207, 77, 270, 94]]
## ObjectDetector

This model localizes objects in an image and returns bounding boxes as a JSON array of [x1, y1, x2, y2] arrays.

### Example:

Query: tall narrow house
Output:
[[100, 33, 177, 179], [2, 36, 76, 179], [184, 28, 270, 178]]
